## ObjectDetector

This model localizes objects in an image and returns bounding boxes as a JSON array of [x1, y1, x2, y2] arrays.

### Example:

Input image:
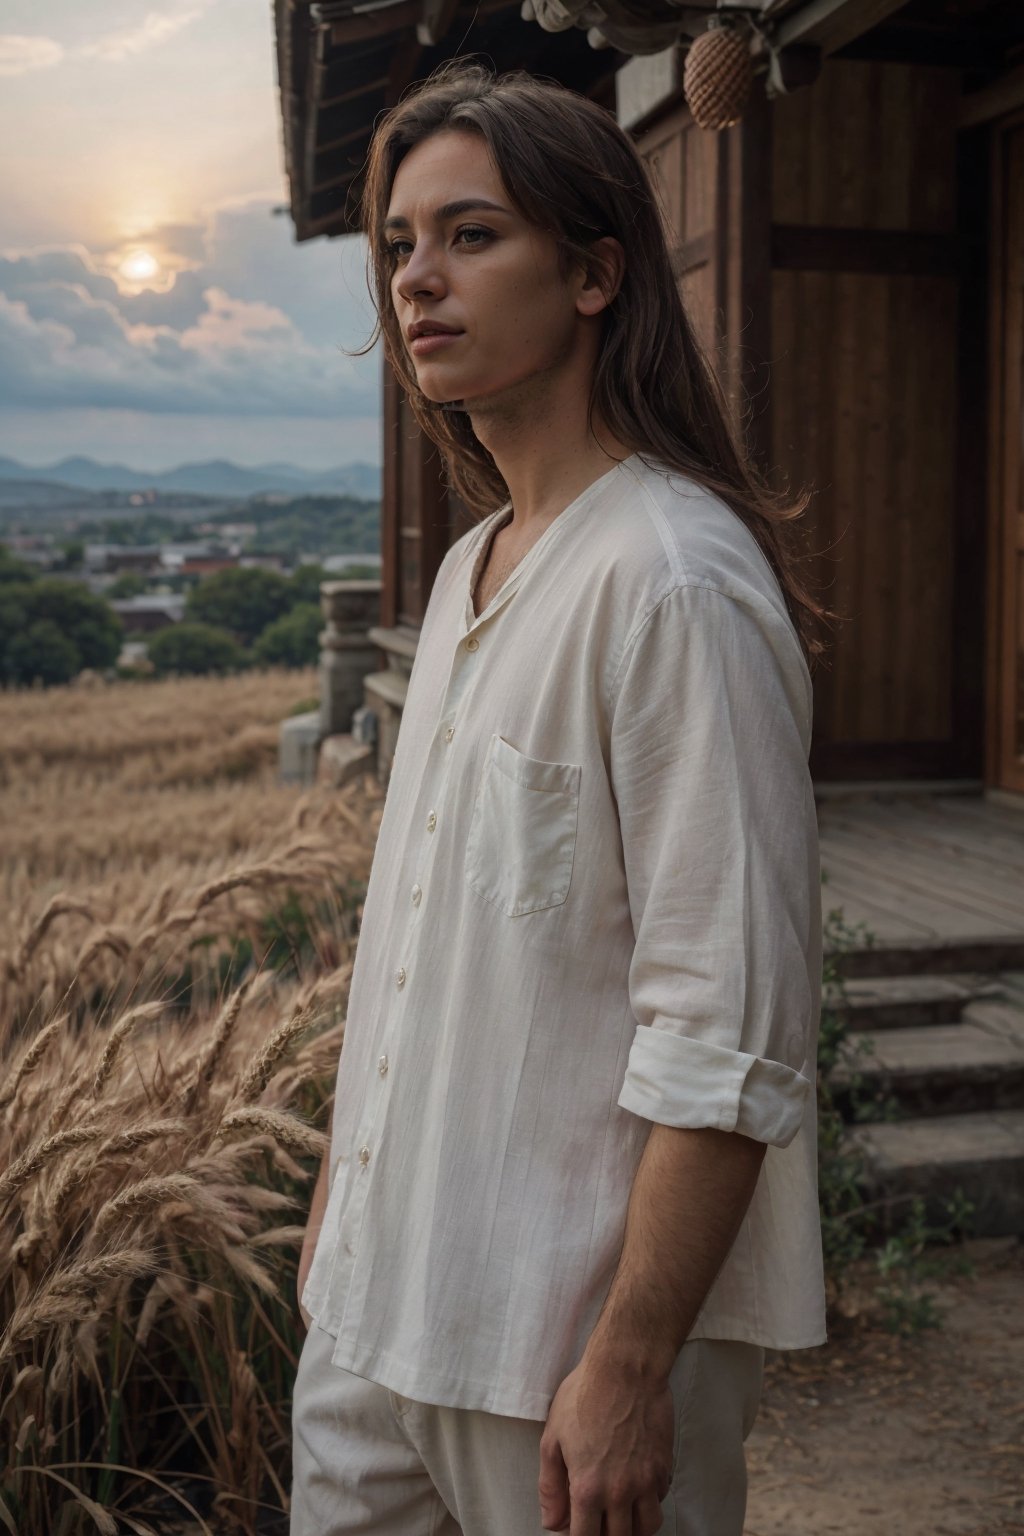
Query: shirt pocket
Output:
[[465, 734, 582, 917]]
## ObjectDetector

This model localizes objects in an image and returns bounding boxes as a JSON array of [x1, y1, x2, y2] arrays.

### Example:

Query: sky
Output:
[[0, 0, 382, 472]]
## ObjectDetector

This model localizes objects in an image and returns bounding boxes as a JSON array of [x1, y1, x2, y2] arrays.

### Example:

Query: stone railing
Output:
[[278, 579, 382, 786], [319, 580, 382, 736]]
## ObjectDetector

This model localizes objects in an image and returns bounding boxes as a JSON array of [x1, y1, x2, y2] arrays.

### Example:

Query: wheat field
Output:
[[0, 671, 384, 1534]]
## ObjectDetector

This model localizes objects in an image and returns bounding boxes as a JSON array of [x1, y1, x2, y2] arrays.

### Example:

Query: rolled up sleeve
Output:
[[609, 582, 819, 1149]]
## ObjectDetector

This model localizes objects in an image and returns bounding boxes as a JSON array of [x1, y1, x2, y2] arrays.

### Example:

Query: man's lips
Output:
[[409, 330, 464, 356]]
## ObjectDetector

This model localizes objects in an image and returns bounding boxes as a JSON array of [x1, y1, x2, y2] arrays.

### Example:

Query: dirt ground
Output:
[[745, 1238, 1024, 1536]]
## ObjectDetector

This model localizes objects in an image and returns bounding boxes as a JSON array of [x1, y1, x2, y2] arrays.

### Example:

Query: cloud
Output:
[[117, 220, 209, 265], [0, 4, 210, 78], [0, 35, 65, 76], [201, 202, 378, 352], [79, 5, 209, 64], [0, 226, 379, 421]]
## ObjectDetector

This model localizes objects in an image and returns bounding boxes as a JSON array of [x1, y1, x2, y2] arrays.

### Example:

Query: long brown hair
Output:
[[358, 59, 833, 669]]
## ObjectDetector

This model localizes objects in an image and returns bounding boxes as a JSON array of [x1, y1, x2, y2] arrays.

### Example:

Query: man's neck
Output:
[[465, 378, 632, 534]]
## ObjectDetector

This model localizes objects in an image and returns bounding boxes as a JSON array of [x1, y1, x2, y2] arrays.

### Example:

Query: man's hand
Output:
[[537, 1122, 767, 1534], [538, 1354, 674, 1535]]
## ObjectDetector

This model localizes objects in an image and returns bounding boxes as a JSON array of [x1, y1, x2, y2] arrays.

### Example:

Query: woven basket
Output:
[[683, 22, 755, 130]]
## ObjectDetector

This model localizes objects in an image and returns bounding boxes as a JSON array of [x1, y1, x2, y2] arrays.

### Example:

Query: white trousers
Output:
[[290, 1322, 764, 1536]]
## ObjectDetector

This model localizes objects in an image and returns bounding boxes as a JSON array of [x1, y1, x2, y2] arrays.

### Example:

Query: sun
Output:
[[119, 249, 160, 283]]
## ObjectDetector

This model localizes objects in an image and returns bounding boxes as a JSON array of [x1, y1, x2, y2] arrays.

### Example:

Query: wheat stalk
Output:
[[92, 1172, 201, 1235], [0, 1249, 156, 1361], [91, 1001, 166, 1097], [0, 1126, 105, 1208], [46, 1119, 190, 1226], [217, 1107, 327, 1160], [236, 1000, 320, 1104], [0, 1012, 67, 1109], [74, 925, 133, 977], [180, 980, 252, 1113], [8, 896, 98, 980]]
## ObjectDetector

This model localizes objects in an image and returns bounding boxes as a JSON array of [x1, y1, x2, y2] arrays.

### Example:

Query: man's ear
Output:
[[576, 236, 626, 318]]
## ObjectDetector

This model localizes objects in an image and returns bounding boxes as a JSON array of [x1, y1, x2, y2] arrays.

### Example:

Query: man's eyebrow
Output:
[[383, 199, 511, 231]]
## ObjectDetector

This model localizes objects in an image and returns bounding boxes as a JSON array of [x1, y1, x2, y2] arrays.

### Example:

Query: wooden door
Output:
[[990, 117, 1024, 794], [769, 60, 984, 782]]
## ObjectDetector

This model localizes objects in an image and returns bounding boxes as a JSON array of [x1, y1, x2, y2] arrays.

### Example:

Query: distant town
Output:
[[0, 455, 382, 685]]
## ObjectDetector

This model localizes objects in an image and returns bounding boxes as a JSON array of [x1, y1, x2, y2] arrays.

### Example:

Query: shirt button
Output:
[[411, 883, 422, 905], [426, 811, 436, 832], [358, 1145, 371, 1167], [444, 725, 455, 743], [466, 636, 479, 652], [378, 1054, 389, 1077], [395, 966, 406, 989]]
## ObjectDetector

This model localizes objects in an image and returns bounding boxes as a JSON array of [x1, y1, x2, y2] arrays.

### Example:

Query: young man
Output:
[[291, 61, 828, 1536]]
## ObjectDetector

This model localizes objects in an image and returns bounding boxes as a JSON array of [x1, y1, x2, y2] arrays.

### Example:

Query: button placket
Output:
[[344, 628, 479, 1296], [332, 596, 504, 1344]]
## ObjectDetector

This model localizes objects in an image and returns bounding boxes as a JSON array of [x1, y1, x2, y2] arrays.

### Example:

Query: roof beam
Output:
[[770, 0, 909, 55], [329, 0, 420, 46], [317, 70, 390, 108]]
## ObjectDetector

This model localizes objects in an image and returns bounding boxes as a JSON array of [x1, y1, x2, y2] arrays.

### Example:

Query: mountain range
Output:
[[0, 454, 381, 501]]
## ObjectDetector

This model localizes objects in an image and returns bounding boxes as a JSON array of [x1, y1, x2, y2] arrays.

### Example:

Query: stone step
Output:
[[830, 1021, 1024, 1117], [848, 1109, 1024, 1237], [822, 972, 1004, 1030], [316, 733, 374, 789], [825, 934, 1024, 980]]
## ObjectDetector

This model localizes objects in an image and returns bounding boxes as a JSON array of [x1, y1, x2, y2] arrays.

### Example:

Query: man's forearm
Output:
[[581, 1122, 767, 1384]]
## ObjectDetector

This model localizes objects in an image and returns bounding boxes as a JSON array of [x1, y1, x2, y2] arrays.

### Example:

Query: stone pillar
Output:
[[319, 580, 382, 736], [364, 625, 418, 789]]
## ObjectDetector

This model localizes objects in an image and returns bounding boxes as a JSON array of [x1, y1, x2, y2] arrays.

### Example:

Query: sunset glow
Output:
[[119, 249, 159, 283], [0, 1, 379, 469]]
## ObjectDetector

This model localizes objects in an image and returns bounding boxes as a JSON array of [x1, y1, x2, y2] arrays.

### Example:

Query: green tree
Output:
[[6, 619, 80, 686], [287, 563, 329, 608], [253, 602, 322, 668], [148, 622, 245, 677], [59, 539, 85, 570], [20, 579, 122, 672], [0, 585, 32, 684], [185, 567, 293, 646], [0, 547, 38, 586]]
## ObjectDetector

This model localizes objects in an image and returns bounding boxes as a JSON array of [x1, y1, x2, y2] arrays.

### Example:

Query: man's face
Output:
[[385, 130, 586, 409]]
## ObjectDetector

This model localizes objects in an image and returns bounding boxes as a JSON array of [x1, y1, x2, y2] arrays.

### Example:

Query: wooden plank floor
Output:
[[815, 793, 1024, 945]]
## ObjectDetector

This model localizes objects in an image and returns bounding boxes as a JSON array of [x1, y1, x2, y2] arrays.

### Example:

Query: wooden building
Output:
[[274, 0, 1024, 797]]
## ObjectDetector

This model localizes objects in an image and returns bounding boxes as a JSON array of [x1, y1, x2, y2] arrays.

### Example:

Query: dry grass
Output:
[[0, 671, 385, 1533]]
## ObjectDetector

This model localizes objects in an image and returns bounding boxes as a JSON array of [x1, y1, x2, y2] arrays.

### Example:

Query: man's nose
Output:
[[396, 241, 446, 303]]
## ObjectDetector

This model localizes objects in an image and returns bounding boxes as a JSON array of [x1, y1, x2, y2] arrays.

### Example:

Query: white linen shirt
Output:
[[302, 451, 827, 1421]]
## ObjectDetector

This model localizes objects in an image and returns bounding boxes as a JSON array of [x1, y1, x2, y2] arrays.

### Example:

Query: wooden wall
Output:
[[638, 93, 772, 450], [380, 366, 465, 630], [770, 59, 984, 779], [637, 57, 987, 783]]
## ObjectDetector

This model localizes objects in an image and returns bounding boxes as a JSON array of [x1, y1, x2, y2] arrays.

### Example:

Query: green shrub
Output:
[[148, 622, 245, 677], [253, 603, 322, 669], [6, 620, 80, 687], [0, 578, 122, 686], [186, 567, 294, 646], [818, 896, 973, 1332]]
